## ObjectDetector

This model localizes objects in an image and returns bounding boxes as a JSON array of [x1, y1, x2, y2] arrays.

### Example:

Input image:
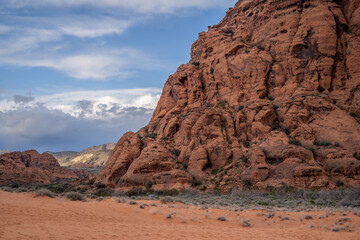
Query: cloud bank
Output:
[[0, 89, 161, 152]]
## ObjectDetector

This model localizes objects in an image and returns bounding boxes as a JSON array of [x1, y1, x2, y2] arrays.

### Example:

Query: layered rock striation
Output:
[[97, 0, 360, 190], [0, 150, 78, 185]]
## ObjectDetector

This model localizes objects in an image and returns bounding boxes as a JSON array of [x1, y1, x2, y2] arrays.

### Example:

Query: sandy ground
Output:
[[0, 191, 359, 240]]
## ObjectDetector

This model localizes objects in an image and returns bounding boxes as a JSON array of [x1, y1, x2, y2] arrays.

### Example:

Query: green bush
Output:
[[95, 182, 105, 189], [94, 188, 113, 197], [313, 139, 331, 146], [211, 167, 223, 175], [65, 192, 84, 201], [171, 149, 181, 157], [240, 155, 249, 164], [222, 28, 234, 36], [145, 133, 157, 139], [87, 179, 95, 185], [288, 138, 301, 146], [271, 121, 280, 131], [243, 178, 252, 187], [145, 181, 153, 189], [192, 179, 202, 187], [335, 180, 344, 187]]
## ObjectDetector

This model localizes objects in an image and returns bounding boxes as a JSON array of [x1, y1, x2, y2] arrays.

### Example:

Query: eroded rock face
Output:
[[97, 0, 360, 190], [0, 150, 78, 185]]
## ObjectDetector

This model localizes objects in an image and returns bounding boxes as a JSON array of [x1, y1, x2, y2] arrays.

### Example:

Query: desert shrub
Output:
[[271, 121, 280, 131], [238, 105, 244, 111], [171, 149, 181, 157], [280, 126, 290, 135], [95, 182, 106, 189], [288, 138, 301, 146], [94, 188, 113, 197], [225, 159, 233, 165], [243, 140, 250, 148], [157, 189, 179, 196], [313, 139, 331, 146], [47, 182, 74, 194], [267, 95, 274, 101], [87, 179, 95, 185], [304, 215, 313, 220], [127, 188, 145, 197], [35, 188, 55, 198], [222, 28, 234, 36], [351, 86, 360, 93], [161, 136, 169, 141], [65, 192, 84, 201], [258, 201, 269, 206], [16, 187, 29, 193], [354, 153, 360, 160], [335, 180, 344, 187], [217, 216, 226, 221], [242, 219, 252, 227], [10, 183, 20, 188], [211, 167, 223, 175], [266, 157, 284, 166], [240, 155, 249, 164], [145, 133, 157, 139], [243, 178, 252, 187], [192, 179, 202, 187], [192, 62, 200, 66], [216, 100, 228, 108], [145, 181, 153, 189], [350, 112, 357, 118], [1, 186, 13, 192]]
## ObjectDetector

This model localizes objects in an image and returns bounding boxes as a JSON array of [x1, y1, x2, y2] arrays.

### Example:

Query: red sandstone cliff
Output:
[[97, 0, 360, 190], [0, 150, 78, 185]]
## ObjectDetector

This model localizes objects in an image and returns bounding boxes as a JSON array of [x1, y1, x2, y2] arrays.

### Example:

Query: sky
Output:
[[0, 0, 237, 153]]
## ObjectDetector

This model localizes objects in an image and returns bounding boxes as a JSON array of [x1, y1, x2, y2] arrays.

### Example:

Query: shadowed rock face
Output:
[[0, 150, 78, 185], [97, 0, 360, 190]]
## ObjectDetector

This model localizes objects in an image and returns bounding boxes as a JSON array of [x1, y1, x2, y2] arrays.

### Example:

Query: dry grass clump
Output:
[[34, 188, 55, 198], [1, 187, 13, 192], [65, 192, 84, 201]]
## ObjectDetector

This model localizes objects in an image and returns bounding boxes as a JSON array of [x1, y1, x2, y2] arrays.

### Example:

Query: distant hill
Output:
[[0, 150, 11, 155], [48, 143, 115, 168]]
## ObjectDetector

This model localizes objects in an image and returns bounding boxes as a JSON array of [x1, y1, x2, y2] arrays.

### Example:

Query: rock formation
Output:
[[0, 150, 78, 185], [49, 143, 115, 168], [97, 0, 360, 190]]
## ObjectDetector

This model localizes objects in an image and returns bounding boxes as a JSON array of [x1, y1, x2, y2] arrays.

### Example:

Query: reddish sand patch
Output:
[[0, 191, 359, 239]]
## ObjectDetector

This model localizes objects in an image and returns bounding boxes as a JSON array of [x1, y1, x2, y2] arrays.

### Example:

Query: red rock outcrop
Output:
[[97, 0, 360, 190], [0, 150, 78, 185]]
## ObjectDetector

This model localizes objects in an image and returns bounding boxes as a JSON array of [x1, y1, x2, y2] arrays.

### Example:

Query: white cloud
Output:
[[0, 89, 161, 151], [0, 88, 161, 119], [56, 17, 133, 38], [0, 14, 159, 79]]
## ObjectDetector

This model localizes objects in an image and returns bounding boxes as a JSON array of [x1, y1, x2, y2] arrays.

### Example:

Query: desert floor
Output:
[[0, 190, 359, 240]]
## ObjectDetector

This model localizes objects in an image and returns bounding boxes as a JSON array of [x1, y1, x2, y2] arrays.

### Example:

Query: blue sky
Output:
[[0, 0, 237, 152]]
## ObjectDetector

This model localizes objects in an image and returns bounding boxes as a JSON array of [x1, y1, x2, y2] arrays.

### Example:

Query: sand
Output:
[[0, 190, 359, 239]]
